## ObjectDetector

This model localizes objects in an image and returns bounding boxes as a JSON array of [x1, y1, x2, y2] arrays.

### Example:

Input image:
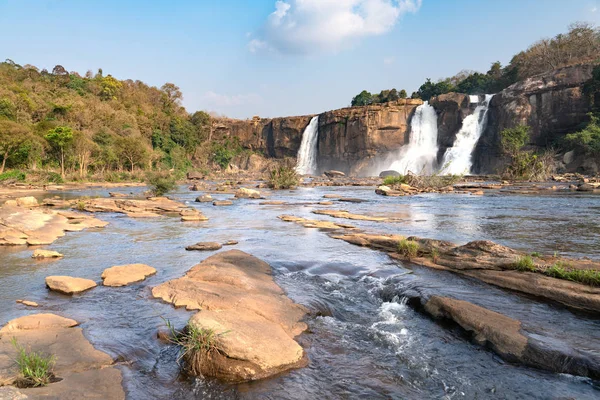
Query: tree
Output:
[[0, 120, 31, 173], [399, 89, 407, 99], [116, 136, 148, 173], [100, 75, 122, 100], [351, 90, 374, 106], [0, 98, 16, 120], [161, 83, 182, 112], [388, 89, 400, 101], [417, 78, 455, 101], [73, 131, 98, 178], [45, 126, 74, 178]]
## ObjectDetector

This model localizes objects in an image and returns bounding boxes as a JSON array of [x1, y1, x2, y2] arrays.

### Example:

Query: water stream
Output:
[[1, 186, 599, 399]]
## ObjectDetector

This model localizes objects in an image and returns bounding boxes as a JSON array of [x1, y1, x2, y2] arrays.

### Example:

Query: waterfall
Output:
[[440, 94, 494, 175], [386, 102, 439, 175], [295, 116, 319, 175]]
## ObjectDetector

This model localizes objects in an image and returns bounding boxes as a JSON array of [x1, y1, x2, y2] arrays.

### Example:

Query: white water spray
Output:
[[386, 102, 439, 175], [440, 94, 494, 175], [295, 116, 319, 175]]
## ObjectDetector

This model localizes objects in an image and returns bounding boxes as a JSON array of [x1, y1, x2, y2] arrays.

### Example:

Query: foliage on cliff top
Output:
[[565, 114, 600, 156], [352, 22, 600, 102], [0, 59, 212, 178]]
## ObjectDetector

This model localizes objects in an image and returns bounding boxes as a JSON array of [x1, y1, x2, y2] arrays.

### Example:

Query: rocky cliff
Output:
[[473, 63, 596, 174], [317, 99, 422, 174]]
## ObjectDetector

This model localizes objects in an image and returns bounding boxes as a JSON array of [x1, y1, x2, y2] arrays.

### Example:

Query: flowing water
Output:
[[440, 95, 494, 175], [1, 185, 600, 399], [295, 116, 319, 175], [386, 102, 439, 175]]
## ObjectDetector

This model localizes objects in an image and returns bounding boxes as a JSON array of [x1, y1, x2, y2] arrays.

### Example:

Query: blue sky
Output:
[[1, 0, 599, 119]]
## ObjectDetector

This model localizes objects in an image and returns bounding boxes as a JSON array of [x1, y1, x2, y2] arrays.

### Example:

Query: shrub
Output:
[[500, 126, 556, 180], [163, 318, 227, 376], [267, 164, 299, 190], [398, 239, 420, 259], [145, 172, 178, 196], [544, 262, 600, 286], [0, 170, 26, 182], [430, 248, 440, 263], [565, 113, 600, 156], [530, 252, 541, 258], [382, 175, 407, 186], [11, 338, 55, 387], [514, 255, 536, 272]]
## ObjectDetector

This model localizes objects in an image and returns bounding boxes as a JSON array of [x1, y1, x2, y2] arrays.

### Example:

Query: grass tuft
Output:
[[398, 239, 420, 260], [382, 175, 407, 186], [543, 262, 600, 286], [11, 338, 55, 387], [530, 252, 541, 258], [514, 255, 536, 272]]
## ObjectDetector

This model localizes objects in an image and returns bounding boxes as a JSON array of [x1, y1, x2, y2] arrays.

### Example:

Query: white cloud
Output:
[[201, 91, 263, 108], [383, 56, 395, 65], [249, 0, 422, 54], [592, 6, 598, 12]]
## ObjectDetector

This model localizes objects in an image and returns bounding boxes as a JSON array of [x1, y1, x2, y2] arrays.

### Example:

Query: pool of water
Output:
[[1, 185, 599, 399]]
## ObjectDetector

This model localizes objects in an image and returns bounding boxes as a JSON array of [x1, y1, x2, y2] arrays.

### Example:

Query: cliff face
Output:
[[317, 99, 422, 174], [473, 64, 595, 173], [429, 93, 475, 163]]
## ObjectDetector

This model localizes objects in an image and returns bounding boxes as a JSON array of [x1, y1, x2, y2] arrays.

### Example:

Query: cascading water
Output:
[[440, 94, 494, 175], [295, 116, 319, 175], [386, 102, 439, 175]]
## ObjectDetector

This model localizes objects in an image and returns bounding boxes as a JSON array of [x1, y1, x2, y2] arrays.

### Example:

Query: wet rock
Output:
[[235, 188, 261, 199], [318, 201, 334, 205], [45, 276, 97, 295], [0, 386, 27, 399], [323, 170, 345, 178], [213, 200, 233, 206], [83, 197, 187, 216], [15, 300, 39, 308], [279, 215, 356, 231], [101, 264, 156, 287], [152, 250, 307, 382], [0, 313, 124, 399], [223, 240, 238, 246], [379, 170, 401, 178], [185, 242, 223, 251], [180, 209, 208, 222], [195, 194, 213, 203], [108, 192, 128, 198], [338, 198, 367, 203], [323, 194, 340, 199], [577, 183, 594, 192], [15, 197, 38, 207], [312, 209, 387, 222], [32, 249, 63, 258], [259, 201, 287, 205]]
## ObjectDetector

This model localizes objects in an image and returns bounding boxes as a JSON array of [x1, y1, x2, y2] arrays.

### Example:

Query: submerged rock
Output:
[[0, 313, 124, 398], [45, 276, 97, 295], [185, 242, 223, 251], [195, 194, 213, 203], [152, 250, 307, 382], [213, 200, 233, 206], [101, 264, 156, 287], [32, 249, 63, 259]]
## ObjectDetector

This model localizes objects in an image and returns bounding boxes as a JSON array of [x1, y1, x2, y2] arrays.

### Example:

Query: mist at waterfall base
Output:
[[366, 95, 494, 177], [295, 116, 319, 175]]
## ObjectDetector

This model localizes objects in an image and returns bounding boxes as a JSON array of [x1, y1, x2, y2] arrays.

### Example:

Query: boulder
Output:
[[323, 170, 345, 178], [577, 183, 595, 192], [379, 170, 401, 178], [152, 250, 307, 382], [563, 150, 575, 165], [15, 197, 38, 207], [45, 276, 97, 295], [32, 249, 63, 258], [185, 242, 223, 251], [179, 209, 208, 222], [187, 171, 204, 180], [101, 264, 156, 287], [234, 188, 261, 199], [0, 313, 124, 398], [16, 300, 39, 307], [195, 194, 213, 203]]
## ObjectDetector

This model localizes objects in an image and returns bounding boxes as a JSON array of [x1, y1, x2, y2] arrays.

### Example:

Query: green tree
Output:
[[399, 89, 407, 99], [45, 126, 74, 177], [100, 75, 122, 100], [565, 114, 600, 155], [351, 90, 374, 106], [0, 120, 32, 173], [116, 136, 148, 172], [0, 98, 16, 120], [417, 78, 455, 101]]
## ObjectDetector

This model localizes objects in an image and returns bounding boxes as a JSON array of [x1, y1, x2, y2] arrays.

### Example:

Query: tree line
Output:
[[350, 22, 600, 104], [0, 60, 216, 181]]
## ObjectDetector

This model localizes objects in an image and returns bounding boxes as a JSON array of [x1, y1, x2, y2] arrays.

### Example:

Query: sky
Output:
[[1, 0, 599, 119]]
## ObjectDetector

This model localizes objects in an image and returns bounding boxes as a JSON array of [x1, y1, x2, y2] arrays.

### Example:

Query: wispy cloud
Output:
[[201, 91, 263, 108], [592, 6, 598, 12], [249, 0, 422, 55]]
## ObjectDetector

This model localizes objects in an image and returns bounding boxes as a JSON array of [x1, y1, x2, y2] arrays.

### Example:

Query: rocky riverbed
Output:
[[0, 179, 599, 399]]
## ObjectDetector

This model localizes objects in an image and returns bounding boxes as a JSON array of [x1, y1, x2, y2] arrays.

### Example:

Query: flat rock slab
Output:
[[234, 188, 261, 199], [101, 264, 156, 287], [32, 249, 63, 258], [83, 197, 187, 216], [185, 242, 223, 251], [312, 209, 387, 222], [45, 276, 97, 295], [0, 313, 124, 399], [213, 200, 233, 206], [15, 300, 39, 308], [152, 250, 307, 382]]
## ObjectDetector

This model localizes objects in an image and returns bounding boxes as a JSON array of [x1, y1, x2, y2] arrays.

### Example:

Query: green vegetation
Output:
[[514, 255, 536, 272], [163, 318, 226, 376], [398, 239, 420, 259], [210, 138, 243, 170], [565, 113, 600, 156], [430, 248, 440, 263], [267, 164, 299, 189], [0, 170, 25, 182], [145, 171, 178, 196], [351, 88, 408, 106], [11, 338, 56, 388], [500, 125, 555, 180], [382, 175, 408, 186], [530, 252, 542, 258], [351, 22, 600, 102], [0, 59, 215, 181], [544, 262, 600, 286]]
